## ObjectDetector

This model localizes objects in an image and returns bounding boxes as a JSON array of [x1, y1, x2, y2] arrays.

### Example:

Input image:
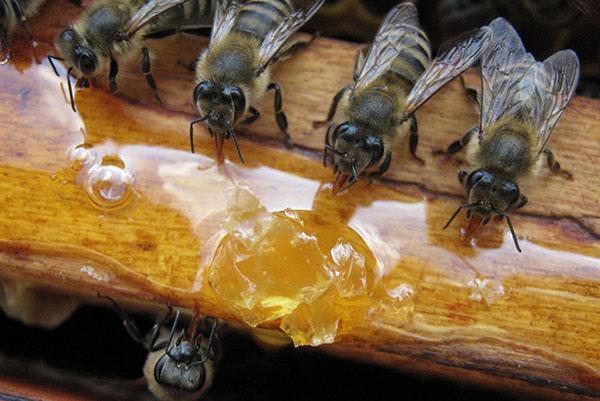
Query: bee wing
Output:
[[353, 2, 428, 92], [479, 18, 536, 134], [255, 0, 325, 71], [480, 19, 579, 152], [403, 26, 492, 115], [210, 0, 243, 45], [533, 50, 579, 153], [124, 0, 196, 37]]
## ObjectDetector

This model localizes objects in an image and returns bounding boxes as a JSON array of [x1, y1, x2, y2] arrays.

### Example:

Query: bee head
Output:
[[327, 121, 384, 194], [56, 29, 98, 75], [193, 81, 246, 133], [462, 169, 520, 218], [154, 338, 206, 392], [444, 169, 522, 252]]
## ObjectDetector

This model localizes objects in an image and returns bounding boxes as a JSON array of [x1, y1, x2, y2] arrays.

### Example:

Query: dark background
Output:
[[0, 305, 519, 401]]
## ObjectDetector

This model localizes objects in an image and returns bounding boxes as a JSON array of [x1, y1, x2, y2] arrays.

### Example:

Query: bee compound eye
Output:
[[78, 53, 96, 74], [193, 81, 212, 101], [466, 169, 487, 189]]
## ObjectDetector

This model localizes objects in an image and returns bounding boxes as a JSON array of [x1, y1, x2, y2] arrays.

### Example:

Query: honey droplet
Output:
[[468, 277, 505, 305], [67, 144, 96, 171], [368, 282, 415, 323], [84, 156, 134, 210]]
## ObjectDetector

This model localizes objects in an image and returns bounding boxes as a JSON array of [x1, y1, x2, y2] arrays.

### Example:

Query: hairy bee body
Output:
[[192, 0, 323, 162], [70, 0, 144, 67], [63, 0, 214, 76], [467, 123, 540, 182], [444, 18, 579, 252], [332, 25, 431, 174], [195, 0, 295, 112]]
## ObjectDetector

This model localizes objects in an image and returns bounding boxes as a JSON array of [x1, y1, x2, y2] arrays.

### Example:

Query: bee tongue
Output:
[[332, 172, 350, 195], [214, 134, 225, 164], [466, 214, 483, 236]]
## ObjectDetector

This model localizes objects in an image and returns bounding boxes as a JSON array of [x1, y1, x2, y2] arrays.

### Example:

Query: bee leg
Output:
[[267, 82, 293, 148], [542, 148, 572, 179], [409, 116, 425, 165], [240, 107, 261, 126], [98, 294, 145, 345], [145, 305, 174, 352], [313, 85, 351, 128], [108, 57, 119, 94], [141, 47, 163, 106], [447, 125, 478, 155]]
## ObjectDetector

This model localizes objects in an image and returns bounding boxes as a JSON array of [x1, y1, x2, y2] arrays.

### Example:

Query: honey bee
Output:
[[191, 0, 325, 163], [100, 295, 221, 401], [0, 0, 50, 62], [443, 18, 579, 252], [323, 2, 491, 194], [49, 0, 215, 112]]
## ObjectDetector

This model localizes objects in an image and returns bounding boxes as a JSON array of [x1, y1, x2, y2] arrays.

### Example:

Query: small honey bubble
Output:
[[84, 157, 134, 209], [67, 144, 96, 171], [50, 173, 57, 181]]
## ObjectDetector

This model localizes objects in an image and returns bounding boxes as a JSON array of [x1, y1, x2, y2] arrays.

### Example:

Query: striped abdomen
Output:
[[381, 24, 431, 96], [234, 0, 293, 39], [146, 0, 215, 34]]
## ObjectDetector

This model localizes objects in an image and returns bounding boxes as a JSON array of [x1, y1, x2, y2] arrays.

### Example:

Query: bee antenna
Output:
[[493, 208, 522, 253], [228, 127, 245, 164], [191, 318, 218, 366], [47, 55, 64, 77], [443, 202, 480, 229], [66, 67, 76, 112]]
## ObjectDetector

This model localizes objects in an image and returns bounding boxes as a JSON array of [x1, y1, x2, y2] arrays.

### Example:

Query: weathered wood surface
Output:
[[0, 2, 598, 400]]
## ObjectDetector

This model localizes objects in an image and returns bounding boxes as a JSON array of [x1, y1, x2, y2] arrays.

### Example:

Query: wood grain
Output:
[[0, 2, 598, 400]]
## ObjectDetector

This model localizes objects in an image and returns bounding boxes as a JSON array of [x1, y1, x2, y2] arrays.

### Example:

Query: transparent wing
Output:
[[210, 0, 242, 45], [480, 17, 535, 133], [124, 0, 191, 37], [404, 26, 491, 114], [353, 2, 428, 92], [535, 50, 579, 152], [256, 0, 325, 71], [479, 19, 579, 152]]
